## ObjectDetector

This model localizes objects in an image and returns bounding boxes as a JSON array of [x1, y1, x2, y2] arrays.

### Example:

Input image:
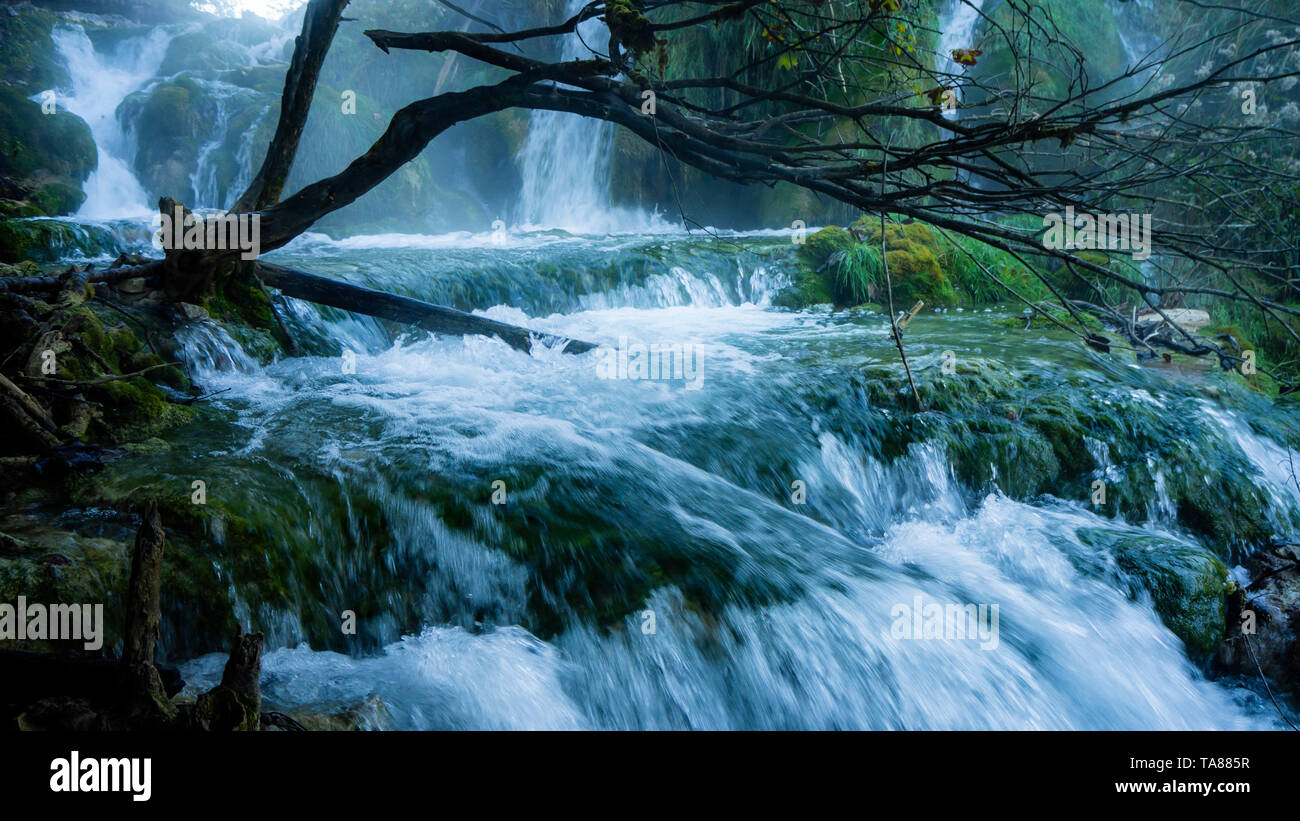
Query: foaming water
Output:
[[154, 236, 1299, 729], [184, 626, 586, 730], [1203, 403, 1300, 516], [52, 25, 174, 219]]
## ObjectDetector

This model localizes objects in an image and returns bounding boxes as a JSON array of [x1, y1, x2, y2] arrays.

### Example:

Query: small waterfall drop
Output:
[[934, 0, 987, 119], [516, 0, 655, 234], [51, 24, 173, 220]]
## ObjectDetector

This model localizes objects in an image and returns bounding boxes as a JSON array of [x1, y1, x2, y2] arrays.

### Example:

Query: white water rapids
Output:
[[27, 0, 1298, 732], [168, 232, 1291, 731]]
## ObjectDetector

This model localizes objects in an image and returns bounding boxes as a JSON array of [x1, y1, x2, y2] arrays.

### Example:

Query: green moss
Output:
[[199, 271, 285, 364], [1077, 528, 1229, 660], [851, 221, 959, 308], [0, 86, 96, 216], [1206, 323, 1286, 396], [100, 378, 167, 424], [0, 523, 128, 654], [774, 226, 853, 308], [0, 6, 70, 95], [0, 88, 97, 180], [0, 219, 116, 263], [0, 200, 43, 219], [799, 226, 853, 267], [30, 183, 86, 216]]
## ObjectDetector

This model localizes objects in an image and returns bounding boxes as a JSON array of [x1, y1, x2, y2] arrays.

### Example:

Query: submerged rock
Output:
[[1214, 545, 1300, 702], [1077, 528, 1230, 661], [277, 694, 395, 731]]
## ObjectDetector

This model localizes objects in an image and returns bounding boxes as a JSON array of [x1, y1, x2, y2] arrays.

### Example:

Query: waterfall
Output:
[[1114, 0, 1162, 72], [934, 0, 987, 119], [51, 24, 173, 220], [515, 0, 655, 234], [187, 80, 268, 210], [159, 233, 1291, 730]]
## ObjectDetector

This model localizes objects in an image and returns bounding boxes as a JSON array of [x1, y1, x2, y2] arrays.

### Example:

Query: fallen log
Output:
[[2, 256, 599, 353], [257, 262, 597, 354], [0, 260, 163, 293], [0, 372, 62, 451]]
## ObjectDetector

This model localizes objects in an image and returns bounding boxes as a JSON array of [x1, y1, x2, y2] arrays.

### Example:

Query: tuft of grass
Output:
[[831, 243, 883, 305]]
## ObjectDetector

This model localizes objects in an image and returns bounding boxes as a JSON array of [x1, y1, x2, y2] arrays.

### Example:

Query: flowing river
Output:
[[16, 0, 1300, 732], [53, 227, 1285, 731]]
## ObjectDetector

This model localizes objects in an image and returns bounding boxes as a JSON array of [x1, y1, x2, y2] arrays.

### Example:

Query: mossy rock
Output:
[[858, 221, 959, 307], [122, 76, 229, 203], [799, 225, 854, 270], [0, 6, 71, 96], [0, 87, 96, 217], [773, 226, 851, 308], [30, 183, 86, 217], [0, 199, 44, 219], [0, 523, 129, 654], [1077, 528, 1229, 660], [0, 219, 117, 263], [41, 303, 198, 442], [1205, 324, 1280, 396], [282, 695, 395, 731], [200, 271, 286, 364]]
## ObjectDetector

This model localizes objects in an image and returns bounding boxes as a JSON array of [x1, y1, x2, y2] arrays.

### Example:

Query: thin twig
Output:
[[20, 362, 183, 387]]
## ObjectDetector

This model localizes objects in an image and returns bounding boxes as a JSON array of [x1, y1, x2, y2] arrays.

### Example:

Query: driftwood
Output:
[[1, 258, 597, 355], [116, 501, 177, 726], [2, 502, 272, 731], [0, 372, 61, 450], [191, 632, 264, 731], [257, 262, 597, 354], [0, 261, 162, 293], [123, 501, 164, 668], [231, 0, 352, 213]]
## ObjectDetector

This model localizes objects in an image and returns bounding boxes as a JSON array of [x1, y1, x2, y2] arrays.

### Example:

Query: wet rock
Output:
[[116, 277, 148, 295], [1214, 545, 1300, 701], [33, 442, 120, 478], [15, 696, 110, 732], [177, 302, 209, 321], [1077, 528, 1230, 660], [280, 694, 396, 731]]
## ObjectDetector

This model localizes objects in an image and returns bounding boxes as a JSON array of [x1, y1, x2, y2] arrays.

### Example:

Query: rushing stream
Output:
[[71, 229, 1284, 730], [17, 0, 1299, 731]]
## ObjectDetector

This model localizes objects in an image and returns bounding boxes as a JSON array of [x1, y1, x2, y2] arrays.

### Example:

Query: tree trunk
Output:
[[257, 262, 597, 354]]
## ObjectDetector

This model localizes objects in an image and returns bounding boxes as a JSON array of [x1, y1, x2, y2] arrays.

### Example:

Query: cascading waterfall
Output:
[[23, 2, 1298, 732], [934, 0, 987, 119], [51, 24, 173, 220], [150, 232, 1297, 730], [1115, 0, 1162, 68], [226, 102, 271, 208], [189, 80, 267, 210], [516, 0, 661, 234]]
